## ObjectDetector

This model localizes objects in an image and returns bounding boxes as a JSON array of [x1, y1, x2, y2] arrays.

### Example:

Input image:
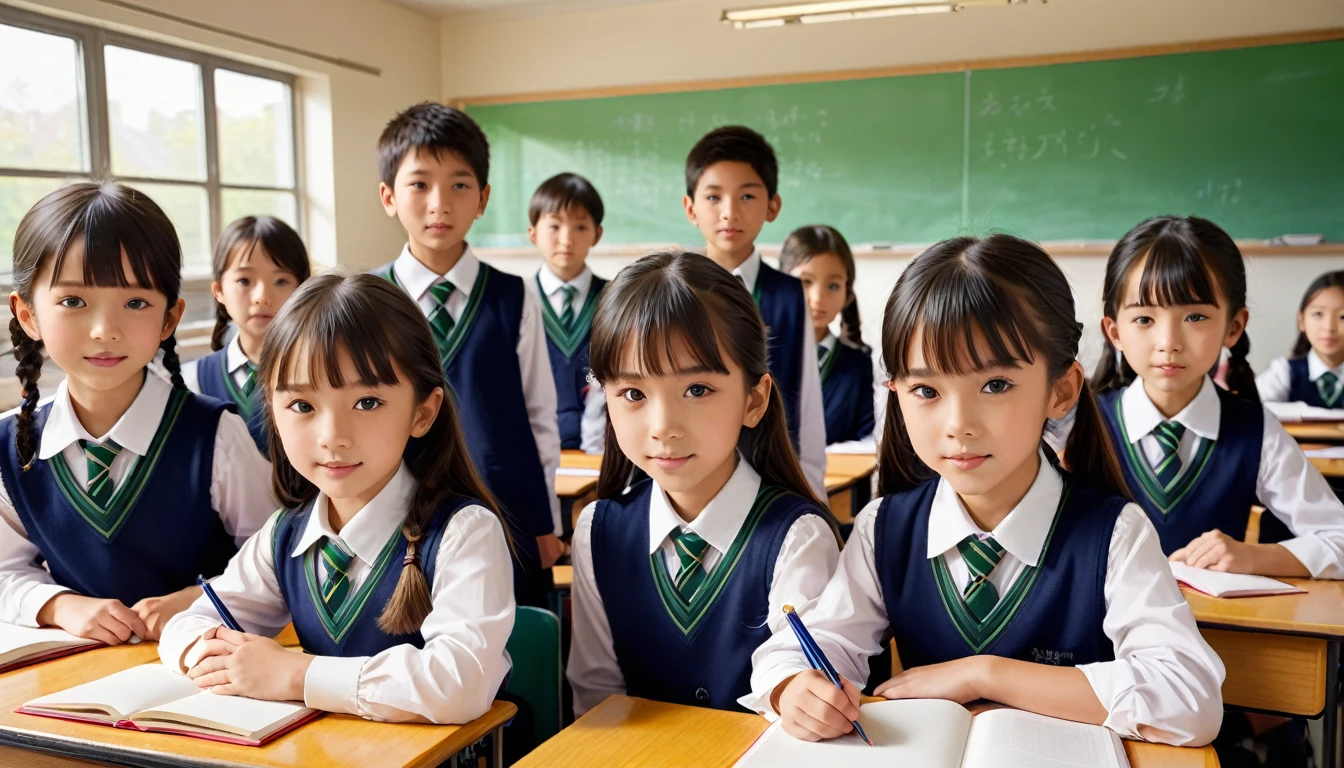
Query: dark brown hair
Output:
[[210, 216, 312, 351], [880, 234, 1128, 498], [1090, 215, 1257, 402], [1293, 270, 1344, 357], [528, 172, 605, 227], [258, 273, 503, 634], [377, 102, 489, 188], [588, 251, 820, 506], [685, 125, 778, 198], [10, 182, 186, 469], [779, 224, 867, 353]]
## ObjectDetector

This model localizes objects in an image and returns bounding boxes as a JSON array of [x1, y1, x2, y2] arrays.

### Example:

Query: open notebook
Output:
[[735, 699, 1130, 768], [1170, 562, 1305, 598], [18, 663, 320, 746], [1263, 401, 1344, 423], [0, 624, 100, 673]]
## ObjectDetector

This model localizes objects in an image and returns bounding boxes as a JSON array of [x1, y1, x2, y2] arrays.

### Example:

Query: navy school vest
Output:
[[875, 474, 1120, 669], [193, 347, 268, 456], [1288, 356, 1337, 408], [820, 341, 876, 445], [375, 260, 548, 570], [753, 263, 807, 452], [591, 479, 831, 711], [1097, 385, 1282, 553], [271, 495, 471, 656], [537, 273, 607, 450], [0, 389, 238, 607]]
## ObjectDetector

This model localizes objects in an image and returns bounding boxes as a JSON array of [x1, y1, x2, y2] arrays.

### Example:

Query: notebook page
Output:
[[133, 689, 311, 738], [1169, 562, 1303, 597], [1263, 402, 1344, 422], [0, 624, 96, 664], [962, 709, 1126, 768], [734, 699, 972, 768], [24, 664, 200, 720]]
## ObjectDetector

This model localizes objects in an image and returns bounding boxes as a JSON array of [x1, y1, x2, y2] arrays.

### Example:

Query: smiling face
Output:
[[683, 161, 781, 267], [1300, 285, 1344, 367], [211, 242, 301, 359], [379, 148, 490, 267]]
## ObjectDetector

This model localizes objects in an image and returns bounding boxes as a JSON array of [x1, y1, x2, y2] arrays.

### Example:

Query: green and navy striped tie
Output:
[[1318, 371, 1341, 407], [427, 280, 456, 357], [958, 535, 1005, 622], [240, 362, 258, 399], [1150, 421, 1187, 490], [319, 537, 354, 616], [669, 528, 711, 602], [559, 285, 578, 331], [82, 439, 122, 508]]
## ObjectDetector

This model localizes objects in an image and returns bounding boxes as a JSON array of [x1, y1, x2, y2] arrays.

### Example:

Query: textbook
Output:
[[1170, 562, 1305, 598], [0, 624, 100, 673], [1263, 401, 1344, 423], [735, 699, 1130, 768], [18, 663, 320, 746]]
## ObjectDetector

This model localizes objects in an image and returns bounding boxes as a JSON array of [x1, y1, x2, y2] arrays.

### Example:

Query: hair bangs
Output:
[[268, 288, 402, 393], [1130, 237, 1220, 309], [44, 185, 181, 298], [589, 268, 729, 383]]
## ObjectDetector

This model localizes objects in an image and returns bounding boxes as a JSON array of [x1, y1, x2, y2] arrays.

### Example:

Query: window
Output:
[[0, 7, 300, 275]]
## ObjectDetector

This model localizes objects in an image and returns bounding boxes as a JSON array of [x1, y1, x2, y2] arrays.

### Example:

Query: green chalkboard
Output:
[[470, 40, 1343, 247]]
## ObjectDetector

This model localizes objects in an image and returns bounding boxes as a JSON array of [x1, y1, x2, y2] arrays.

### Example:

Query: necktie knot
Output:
[[1319, 371, 1342, 406], [1150, 421, 1186, 490], [957, 534, 1004, 622], [427, 279, 458, 358], [429, 279, 456, 306], [319, 537, 354, 614], [559, 285, 579, 330], [82, 439, 123, 507], [668, 528, 711, 601], [1152, 421, 1186, 450], [241, 363, 259, 398]]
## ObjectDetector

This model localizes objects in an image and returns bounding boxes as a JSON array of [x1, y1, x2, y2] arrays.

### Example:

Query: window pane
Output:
[[128, 182, 209, 271], [0, 24, 86, 172], [0, 176, 72, 274], [221, 189, 298, 229], [216, 70, 294, 188], [105, 46, 205, 181]]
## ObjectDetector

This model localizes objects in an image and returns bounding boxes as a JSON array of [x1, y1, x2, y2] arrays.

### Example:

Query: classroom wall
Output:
[[9, 0, 441, 271]]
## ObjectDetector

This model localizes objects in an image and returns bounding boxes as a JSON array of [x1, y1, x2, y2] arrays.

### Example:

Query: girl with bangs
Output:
[[1092, 216, 1344, 578], [757, 235, 1224, 747], [158, 273, 514, 725], [0, 182, 275, 644], [567, 251, 841, 716]]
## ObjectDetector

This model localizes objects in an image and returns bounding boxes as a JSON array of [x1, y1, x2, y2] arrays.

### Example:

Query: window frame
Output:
[[0, 4, 303, 279]]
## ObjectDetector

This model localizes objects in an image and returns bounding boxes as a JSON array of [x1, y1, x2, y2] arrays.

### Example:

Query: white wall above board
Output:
[[400, 0, 666, 19]]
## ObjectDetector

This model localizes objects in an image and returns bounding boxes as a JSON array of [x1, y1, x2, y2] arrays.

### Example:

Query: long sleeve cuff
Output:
[[160, 615, 223, 673], [305, 654, 369, 716], [1078, 658, 1222, 747], [1278, 535, 1342, 579], [739, 661, 813, 720], [18, 583, 73, 627]]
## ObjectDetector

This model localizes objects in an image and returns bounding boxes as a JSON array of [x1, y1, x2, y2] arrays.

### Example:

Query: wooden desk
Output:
[[1185, 579, 1344, 768], [558, 450, 602, 538], [1300, 443, 1344, 478], [516, 694, 1217, 768], [1283, 421, 1344, 443], [0, 640, 515, 768]]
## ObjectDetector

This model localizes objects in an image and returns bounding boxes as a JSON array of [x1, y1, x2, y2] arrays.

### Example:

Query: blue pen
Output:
[[783, 604, 873, 746], [196, 575, 242, 632]]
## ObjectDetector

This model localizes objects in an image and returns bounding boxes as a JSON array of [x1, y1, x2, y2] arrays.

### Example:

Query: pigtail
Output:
[[158, 335, 186, 390], [1089, 337, 1136, 394], [839, 297, 869, 353], [376, 497, 436, 635], [1292, 332, 1311, 358], [1222, 332, 1260, 403], [9, 318, 44, 470], [877, 389, 936, 496], [1061, 381, 1130, 499], [596, 418, 640, 499], [211, 301, 232, 352], [741, 384, 825, 508]]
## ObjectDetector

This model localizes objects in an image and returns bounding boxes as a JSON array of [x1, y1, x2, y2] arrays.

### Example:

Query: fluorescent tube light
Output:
[[723, 0, 1022, 27]]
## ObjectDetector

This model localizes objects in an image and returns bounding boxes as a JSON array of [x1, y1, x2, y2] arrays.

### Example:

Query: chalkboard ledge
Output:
[[476, 242, 1343, 261]]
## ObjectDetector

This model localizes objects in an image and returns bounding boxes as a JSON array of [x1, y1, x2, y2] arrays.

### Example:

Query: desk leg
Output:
[[492, 724, 505, 767], [1326, 640, 1339, 768]]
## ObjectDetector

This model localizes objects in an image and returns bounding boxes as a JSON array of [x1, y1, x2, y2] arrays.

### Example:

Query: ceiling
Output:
[[397, 0, 674, 19]]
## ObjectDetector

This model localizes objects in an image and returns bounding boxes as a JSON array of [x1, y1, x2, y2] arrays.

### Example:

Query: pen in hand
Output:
[[783, 604, 873, 746], [196, 575, 243, 632]]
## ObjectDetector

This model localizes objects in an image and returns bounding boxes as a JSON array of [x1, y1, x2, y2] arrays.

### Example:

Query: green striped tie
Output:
[[240, 363, 258, 399], [958, 535, 1005, 622], [669, 528, 711, 602], [82, 439, 122, 508], [1150, 421, 1187, 490], [427, 280, 456, 358], [1318, 372, 1342, 407], [319, 537, 354, 617], [559, 285, 578, 331]]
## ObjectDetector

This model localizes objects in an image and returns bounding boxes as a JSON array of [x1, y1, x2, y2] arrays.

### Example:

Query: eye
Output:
[[58, 296, 86, 309], [1184, 313, 1208, 323], [549, 225, 559, 231], [1132, 315, 1152, 326], [453, 182, 470, 190], [705, 195, 720, 202], [620, 388, 645, 403], [685, 384, 713, 398], [741, 193, 756, 201], [909, 384, 938, 400], [828, 283, 842, 292], [125, 298, 149, 310], [799, 277, 812, 287], [410, 182, 427, 191], [355, 397, 382, 411], [982, 378, 1014, 395], [288, 400, 314, 414], [275, 278, 290, 286], [236, 277, 251, 287]]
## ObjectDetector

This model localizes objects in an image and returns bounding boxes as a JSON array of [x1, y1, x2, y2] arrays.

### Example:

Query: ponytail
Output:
[[839, 297, 869, 354], [1222, 332, 1260, 403], [9, 318, 43, 470], [159, 335, 185, 390], [1292, 332, 1311, 358], [1062, 381, 1130, 498], [1090, 337, 1136, 394], [211, 301, 232, 352], [876, 388, 936, 496]]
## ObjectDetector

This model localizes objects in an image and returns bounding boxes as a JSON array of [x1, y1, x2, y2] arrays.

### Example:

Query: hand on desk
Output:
[[36, 592, 148, 646], [537, 533, 565, 569], [873, 655, 986, 704], [772, 669, 862, 742], [131, 584, 202, 641], [187, 625, 314, 701], [1169, 528, 1310, 577]]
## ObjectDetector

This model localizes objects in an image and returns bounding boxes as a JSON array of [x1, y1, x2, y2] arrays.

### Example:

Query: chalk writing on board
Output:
[[1194, 178, 1242, 205], [980, 87, 1058, 118], [1149, 75, 1186, 105]]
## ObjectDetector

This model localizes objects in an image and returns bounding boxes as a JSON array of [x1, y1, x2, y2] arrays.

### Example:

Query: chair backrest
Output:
[[505, 605, 563, 744]]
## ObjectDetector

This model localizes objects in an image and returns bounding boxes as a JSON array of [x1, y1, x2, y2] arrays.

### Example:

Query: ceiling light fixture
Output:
[[723, 0, 1024, 28]]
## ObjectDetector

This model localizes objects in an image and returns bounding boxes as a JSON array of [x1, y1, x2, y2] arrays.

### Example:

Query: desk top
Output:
[[0, 639, 514, 768], [1184, 578, 1344, 637], [516, 695, 1215, 768], [1298, 443, 1344, 478], [1282, 421, 1344, 442]]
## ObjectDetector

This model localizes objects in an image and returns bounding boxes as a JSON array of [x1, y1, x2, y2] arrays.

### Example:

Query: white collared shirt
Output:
[[182, 334, 252, 395], [1256, 349, 1344, 404], [1119, 377, 1344, 577], [746, 452, 1226, 747], [815, 335, 886, 455], [734, 249, 827, 499], [566, 457, 840, 716], [391, 244, 562, 535], [535, 264, 595, 319], [0, 374, 277, 625], [158, 463, 515, 724]]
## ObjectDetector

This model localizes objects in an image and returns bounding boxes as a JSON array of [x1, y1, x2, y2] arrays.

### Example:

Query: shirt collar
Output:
[[393, 243, 479, 302], [1120, 375, 1221, 443], [730, 249, 763, 294], [291, 462, 416, 563], [925, 449, 1061, 568], [225, 334, 251, 375], [818, 333, 837, 352], [646, 455, 762, 556], [1308, 349, 1344, 381], [537, 265, 593, 301], [39, 372, 169, 460]]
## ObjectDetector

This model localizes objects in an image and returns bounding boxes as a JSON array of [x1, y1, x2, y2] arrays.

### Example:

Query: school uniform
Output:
[[527, 265, 607, 451], [567, 458, 840, 715], [747, 452, 1226, 746], [1099, 378, 1344, 575], [1256, 350, 1344, 407], [817, 333, 876, 446], [375, 245, 561, 597], [159, 463, 514, 724], [0, 373, 276, 625], [184, 335, 267, 455], [735, 250, 826, 498]]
